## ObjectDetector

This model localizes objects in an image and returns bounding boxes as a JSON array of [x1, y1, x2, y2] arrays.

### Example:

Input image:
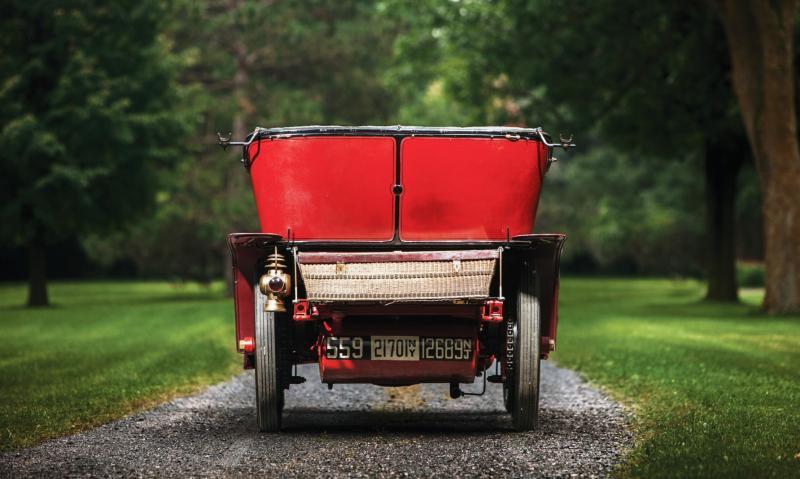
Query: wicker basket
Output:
[[298, 250, 498, 302]]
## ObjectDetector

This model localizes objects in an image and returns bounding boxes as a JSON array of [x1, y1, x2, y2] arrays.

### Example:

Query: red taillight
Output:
[[239, 337, 255, 353]]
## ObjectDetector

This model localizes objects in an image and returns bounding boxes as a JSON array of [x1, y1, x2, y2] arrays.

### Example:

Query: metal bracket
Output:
[[450, 369, 488, 398], [216, 132, 233, 149], [292, 246, 299, 302], [497, 246, 504, 300], [535, 127, 576, 150], [216, 127, 264, 148], [217, 127, 266, 168]]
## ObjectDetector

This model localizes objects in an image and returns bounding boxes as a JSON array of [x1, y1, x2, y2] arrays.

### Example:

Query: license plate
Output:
[[325, 336, 472, 361]]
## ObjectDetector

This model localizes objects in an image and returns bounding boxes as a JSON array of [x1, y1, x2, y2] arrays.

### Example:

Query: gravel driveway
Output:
[[1, 362, 631, 478]]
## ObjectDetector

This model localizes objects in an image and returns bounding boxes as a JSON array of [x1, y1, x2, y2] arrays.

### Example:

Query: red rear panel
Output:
[[399, 137, 546, 241], [319, 317, 479, 384], [248, 136, 395, 240]]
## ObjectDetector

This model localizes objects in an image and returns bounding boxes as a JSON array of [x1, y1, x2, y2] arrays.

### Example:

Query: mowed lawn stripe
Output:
[[553, 278, 800, 478], [2, 278, 798, 479], [0, 281, 239, 451]]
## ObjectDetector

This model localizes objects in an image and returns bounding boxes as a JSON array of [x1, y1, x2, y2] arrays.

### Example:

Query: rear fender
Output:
[[227, 233, 285, 353], [511, 234, 567, 358]]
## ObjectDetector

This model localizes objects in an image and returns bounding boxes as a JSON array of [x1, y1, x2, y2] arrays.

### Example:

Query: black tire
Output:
[[503, 376, 512, 413], [510, 267, 541, 431], [254, 285, 283, 432]]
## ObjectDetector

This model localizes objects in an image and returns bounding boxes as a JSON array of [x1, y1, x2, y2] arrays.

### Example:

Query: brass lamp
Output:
[[259, 247, 292, 312]]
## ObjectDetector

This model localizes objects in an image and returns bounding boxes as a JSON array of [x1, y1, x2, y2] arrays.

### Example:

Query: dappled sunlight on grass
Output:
[[0, 281, 227, 310]]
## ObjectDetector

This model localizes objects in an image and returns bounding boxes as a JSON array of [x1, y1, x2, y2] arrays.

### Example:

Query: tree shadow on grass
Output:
[[635, 300, 767, 321], [0, 293, 226, 312]]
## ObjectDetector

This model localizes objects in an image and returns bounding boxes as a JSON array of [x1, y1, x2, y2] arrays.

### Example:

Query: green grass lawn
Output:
[[0, 281, 239, 451], [1, 278, 798, 478], [553, 278, 800, 478]]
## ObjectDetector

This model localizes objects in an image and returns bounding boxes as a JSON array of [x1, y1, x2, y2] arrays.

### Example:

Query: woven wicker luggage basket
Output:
[[297, 250, 499, 302]]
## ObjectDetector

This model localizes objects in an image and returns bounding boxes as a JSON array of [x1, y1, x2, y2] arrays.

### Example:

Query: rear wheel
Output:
[[509, 267, 541, 431], [254, 285, 284, 432]]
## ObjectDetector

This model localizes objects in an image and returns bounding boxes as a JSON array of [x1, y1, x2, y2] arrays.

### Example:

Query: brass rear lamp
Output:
[[259, 247, 292, 312]]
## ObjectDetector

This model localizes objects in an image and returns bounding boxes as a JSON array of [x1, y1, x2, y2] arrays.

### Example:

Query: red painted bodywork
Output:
[[481, 300, 504, 322], [228, 130, 567, 385], [227, 233, 284, 349], [247, 135, 549, 241], [293, 300, 315, 321], [248, 136, 395, 240], [400, 137, 547, 240], [513, 233, 567, 356]]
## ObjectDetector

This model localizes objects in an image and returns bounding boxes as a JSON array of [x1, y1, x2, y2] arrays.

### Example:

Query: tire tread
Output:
[[255, 286, 282, 432], [512, 266, 541, 431]]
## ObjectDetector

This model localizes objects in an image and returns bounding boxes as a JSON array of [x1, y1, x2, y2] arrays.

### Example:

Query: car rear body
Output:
[[224, 125, 570, 430]]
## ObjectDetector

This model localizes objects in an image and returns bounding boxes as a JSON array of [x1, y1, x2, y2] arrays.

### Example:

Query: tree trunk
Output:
[[222, 101, 245, 296], [712, 0, 800, 313], [704, 142, 743, 301], [223, 39, 252, 296], [27, 239, 49, 307]]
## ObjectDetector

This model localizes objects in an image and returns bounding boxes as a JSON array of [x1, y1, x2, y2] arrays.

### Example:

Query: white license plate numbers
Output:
[[325, 336, 472, 361], [372, 335, 419, 360]]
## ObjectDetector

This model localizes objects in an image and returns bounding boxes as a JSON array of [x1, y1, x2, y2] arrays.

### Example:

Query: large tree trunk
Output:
[[704, 142, 743, 301], [27, 239, 49, 307], [712, 0, 800, 313]]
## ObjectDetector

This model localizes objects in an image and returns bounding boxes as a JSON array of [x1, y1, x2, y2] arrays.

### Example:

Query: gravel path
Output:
[[1, 362, 631, 478]]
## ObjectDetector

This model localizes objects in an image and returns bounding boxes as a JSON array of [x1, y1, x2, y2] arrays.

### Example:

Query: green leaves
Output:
[[0, 0, 189, 245], [102, 0, 403, 281]]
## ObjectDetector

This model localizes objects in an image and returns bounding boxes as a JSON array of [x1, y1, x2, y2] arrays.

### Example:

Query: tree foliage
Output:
[[0, 0, 189, 304], [4, 0, 791, 309], [83, 0, 402, 282], [392, 0, 758, 291]]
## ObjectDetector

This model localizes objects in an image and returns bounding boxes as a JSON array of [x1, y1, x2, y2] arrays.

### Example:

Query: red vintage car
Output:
[[221, 126, 572, 432]]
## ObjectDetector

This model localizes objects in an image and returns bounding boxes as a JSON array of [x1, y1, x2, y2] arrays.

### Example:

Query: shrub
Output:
[[737, 261, 764, 288]]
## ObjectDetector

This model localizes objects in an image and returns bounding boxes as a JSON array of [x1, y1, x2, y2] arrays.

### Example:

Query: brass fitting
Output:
[[259, 247, 292, 313]]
